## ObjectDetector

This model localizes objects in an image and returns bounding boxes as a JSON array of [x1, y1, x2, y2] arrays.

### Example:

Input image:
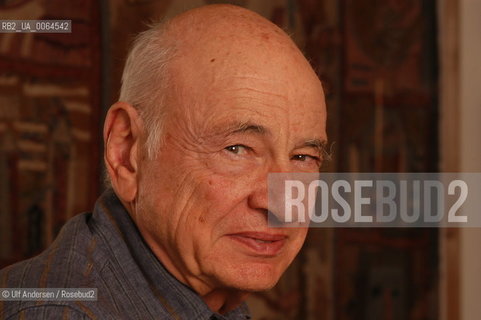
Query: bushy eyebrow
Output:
[[297, 139, 329, 157]]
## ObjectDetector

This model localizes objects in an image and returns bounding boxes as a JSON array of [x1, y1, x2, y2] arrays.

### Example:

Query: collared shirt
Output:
[[0, 189, 251, 320]]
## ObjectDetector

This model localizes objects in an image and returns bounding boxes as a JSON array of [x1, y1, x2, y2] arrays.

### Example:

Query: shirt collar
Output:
[[92, 189, 251, 320]]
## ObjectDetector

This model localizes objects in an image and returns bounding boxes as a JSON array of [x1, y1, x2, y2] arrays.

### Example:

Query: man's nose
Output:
[[246, 159, 293, 217], [246, 171, 269, 212], [269, 158, 292, 174]]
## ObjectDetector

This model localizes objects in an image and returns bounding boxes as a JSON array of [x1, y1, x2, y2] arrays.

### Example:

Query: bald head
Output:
[[166, 5, 315, 85], [167, 4, 297, 49], [118, 4, 321, 160]]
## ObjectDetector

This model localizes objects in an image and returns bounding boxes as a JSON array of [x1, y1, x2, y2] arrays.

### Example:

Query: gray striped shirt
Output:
[[0, 189, 250, 320]]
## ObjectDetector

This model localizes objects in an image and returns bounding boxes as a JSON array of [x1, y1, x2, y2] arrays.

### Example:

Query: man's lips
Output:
[[227, 232, 287, 256]]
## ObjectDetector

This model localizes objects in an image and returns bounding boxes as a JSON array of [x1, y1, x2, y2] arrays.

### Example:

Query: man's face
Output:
[[136, 38, 327, 293]]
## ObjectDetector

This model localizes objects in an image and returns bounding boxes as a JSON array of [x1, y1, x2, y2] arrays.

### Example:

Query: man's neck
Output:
[[202, 289, 250, 314]]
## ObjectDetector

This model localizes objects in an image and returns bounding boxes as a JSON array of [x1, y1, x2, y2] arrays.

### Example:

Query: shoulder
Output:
[[0, 210, 130, 319], [1, 212, 107, 287]]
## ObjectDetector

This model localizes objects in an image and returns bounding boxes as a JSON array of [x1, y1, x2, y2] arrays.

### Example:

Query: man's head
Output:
[[104, 4, 327, 312]]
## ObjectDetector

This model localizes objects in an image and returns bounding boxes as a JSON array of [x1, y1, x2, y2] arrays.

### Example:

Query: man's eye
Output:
[[291, 154, 319, 162], [225, 145, 249, 155]]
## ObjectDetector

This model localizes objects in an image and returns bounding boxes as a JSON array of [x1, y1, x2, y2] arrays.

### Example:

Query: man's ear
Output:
[[103, 102, 143, 202]]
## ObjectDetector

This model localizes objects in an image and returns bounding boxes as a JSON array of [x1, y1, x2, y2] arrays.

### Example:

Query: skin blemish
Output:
[[210, 58, 216, 62]]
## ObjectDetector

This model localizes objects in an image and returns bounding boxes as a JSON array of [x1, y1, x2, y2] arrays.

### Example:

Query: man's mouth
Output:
[[227, 232, 287, 256]]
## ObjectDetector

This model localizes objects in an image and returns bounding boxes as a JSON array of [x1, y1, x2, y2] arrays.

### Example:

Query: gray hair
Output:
[[119, 20, 177, 160]]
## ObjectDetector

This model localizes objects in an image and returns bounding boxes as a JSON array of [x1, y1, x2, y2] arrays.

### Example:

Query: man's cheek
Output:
[[201, 176, 251, 207], [204, 152, 263, 176]]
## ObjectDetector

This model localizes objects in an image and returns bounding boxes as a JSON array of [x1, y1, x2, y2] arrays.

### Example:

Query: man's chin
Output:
[[214, 262, 284, 292], [240, 280, 279, 292], [224, 278, 280, 293]]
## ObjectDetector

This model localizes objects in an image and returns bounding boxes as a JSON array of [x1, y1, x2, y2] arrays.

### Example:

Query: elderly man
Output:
[[0, 4, 327, 319]]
